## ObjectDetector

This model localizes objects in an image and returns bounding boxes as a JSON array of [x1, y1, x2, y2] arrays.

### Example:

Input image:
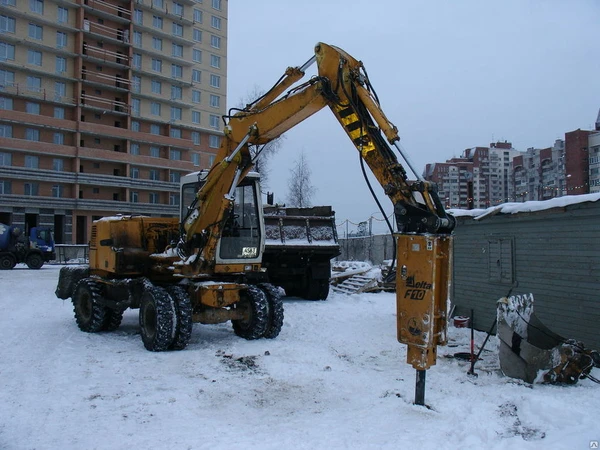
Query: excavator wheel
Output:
[[0, 254, 16, 270], [25, 253, 44, 270], [166, 285, 193, 350], [139, 285, 176, 352], [72, 279, 107, 333], [231, 285, 269, 340], [258, 283, 284, 339], [102, 308, 124, 332]]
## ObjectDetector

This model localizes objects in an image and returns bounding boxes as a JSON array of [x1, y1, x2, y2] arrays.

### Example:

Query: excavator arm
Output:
[[180, 42, 454, 268]]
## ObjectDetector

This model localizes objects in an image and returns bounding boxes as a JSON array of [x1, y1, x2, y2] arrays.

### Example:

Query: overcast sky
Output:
[[226, 0, 600, 234]]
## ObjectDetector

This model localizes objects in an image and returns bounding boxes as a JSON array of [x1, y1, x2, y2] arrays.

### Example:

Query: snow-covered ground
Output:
[[1, 265, 598, 450]]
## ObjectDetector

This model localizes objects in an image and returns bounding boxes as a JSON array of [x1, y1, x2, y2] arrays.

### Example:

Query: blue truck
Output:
[[0, 223, 55, 269]]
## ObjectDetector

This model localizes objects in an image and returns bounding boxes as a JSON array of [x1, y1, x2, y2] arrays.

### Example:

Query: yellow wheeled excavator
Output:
[[56, 43, 455, 400]]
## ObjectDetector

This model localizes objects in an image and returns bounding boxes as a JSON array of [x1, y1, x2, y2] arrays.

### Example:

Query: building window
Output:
[[133, 31, 142, 47], [150, 124, 160, 135], [152, 79, 162, 94], [54, 107, 64, 119], [57, 7, 68, 23], [152, 16, 163, 29], [172, 43, 183, 57], [173, 2, 184, 16], [52, 185, 63, 198], [169, 193, 180, 206], [27, 76, 41, 92], [25, 155, 39, 168], [131, 120, 140, 132], [0, 69, 15, 89], [149, 192, 159, 204], [170, 171, 181, 183], [152, 0, 164, 8], [209, 135, 221, 148], [0, 96, 12, 110], [210, 94, 220, 108], [209, 114, 219, 129], [28, 23, 43, 40], [210, 35, 220, 49], [149, 169, 159, 181], [171, 85, 182, 100], [0, 42, 15, 61], [170, 128, 182, 138], [130, 143, 140, 155], [131, 98, 140, 116], [0, 152, 12, 166], [211, 16, 221, 30], [150, 146, 160, 157], [192, 111, 201, 124], [190, 70, 201, 84], [170, 107, 182, 121], [30, 0, 44, 13], [133, 9, 143, 25], [152, 58, 162, 72], [212, 0, 221, 10], [28, 49, 42, 66], [26, 102, 40, 114], [54, 82, 66, 101], [130, 167, 139, 179], [56, 31, 67, 48], [130, 191, 138, 203], [210, 54, 220, 69], [151, 102, 161, 116], [53, 133, 64, 145], [24, 183, 39, 196], [191, 132, 200, 145], [152, 37, 162, 51], [169, 149, 181, 160], [193, 9, 202, 23], [191, 151, 200, 164], [0, 124, 11, 137], [0, 15, 16, 34], [193, 49, 202, 62], [132, 75, 141, 93], [172, 22, 183, 37], [192, 90, 201, 103], [52, 158, 64, 171], [171, 64, 183, 78], [209, 74, 220, 88], [55, 56, 66, 74], [193, 28, 202, 42], [132, 53, 142, 69]]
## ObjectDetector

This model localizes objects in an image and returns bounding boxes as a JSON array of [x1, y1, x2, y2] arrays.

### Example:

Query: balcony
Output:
[[83, 0, 131, 23]]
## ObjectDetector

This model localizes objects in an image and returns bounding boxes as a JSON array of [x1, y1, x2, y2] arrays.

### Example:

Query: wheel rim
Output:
[[0, 257, 11, 269]]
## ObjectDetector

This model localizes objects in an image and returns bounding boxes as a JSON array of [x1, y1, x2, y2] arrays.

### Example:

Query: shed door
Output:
[[488, 237, 514, 284]]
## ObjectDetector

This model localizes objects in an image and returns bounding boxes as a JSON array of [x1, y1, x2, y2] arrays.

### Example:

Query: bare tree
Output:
[[236, 85, 286, 188], [286, 150, 316, 207]]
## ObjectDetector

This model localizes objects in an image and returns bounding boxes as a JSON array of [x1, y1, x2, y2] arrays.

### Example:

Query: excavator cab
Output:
[[180, 171, 264, 267]]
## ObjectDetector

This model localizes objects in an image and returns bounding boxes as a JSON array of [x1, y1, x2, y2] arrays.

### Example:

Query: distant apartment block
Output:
[[0, 0, 228, 243]]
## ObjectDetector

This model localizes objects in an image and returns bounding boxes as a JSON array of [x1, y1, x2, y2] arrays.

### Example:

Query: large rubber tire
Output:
[[102, 309, 124, 332], [25, 253, 44, 270], [72, 279, 107, 332], [232, 285, 269, 340], [259, 283, 284, 339], [166, 285, 193, 350], [305, 278, 330, 301], [139, 285, 176, 352], [0, 254, 16, 270]]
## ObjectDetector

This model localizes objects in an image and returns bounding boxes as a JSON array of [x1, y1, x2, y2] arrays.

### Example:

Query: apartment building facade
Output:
[[0, 0, 227, 243]]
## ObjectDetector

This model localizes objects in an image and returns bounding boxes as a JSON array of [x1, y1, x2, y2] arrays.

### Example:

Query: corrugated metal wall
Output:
[[453, 201, 600, 349]]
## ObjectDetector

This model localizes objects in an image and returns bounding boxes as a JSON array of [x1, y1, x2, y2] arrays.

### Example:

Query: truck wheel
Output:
[[259, 283, 284, 339], [232, 285, 268, 340], [166, 285, 193, 350], [103, 309, 124, 332], [139, 286, 176, 352], [305, 278, 330, 301], [25, 253, 44, 270], [72, 279, 107, 332], [0, 254, 16, 270]]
